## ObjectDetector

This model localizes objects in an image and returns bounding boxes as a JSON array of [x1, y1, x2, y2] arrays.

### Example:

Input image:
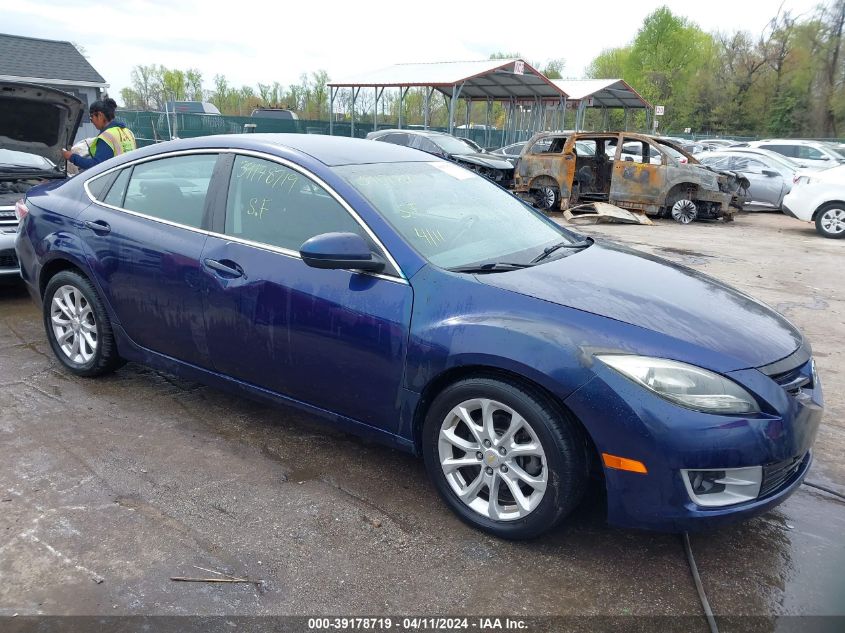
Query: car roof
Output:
[[753, 139, 823, 146], [132, 133, 434, 167], [373, 128, 453, 139]]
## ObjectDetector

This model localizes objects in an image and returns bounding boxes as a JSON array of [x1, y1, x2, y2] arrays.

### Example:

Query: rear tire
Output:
[[422, 377, 587, 539], [534, 185, 560, 211], [815, 203, 845, 238], [43, 270, 124, 377]]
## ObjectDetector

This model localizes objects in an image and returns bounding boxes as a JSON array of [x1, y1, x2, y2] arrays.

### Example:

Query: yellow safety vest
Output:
[[90, 125, 137, 158]]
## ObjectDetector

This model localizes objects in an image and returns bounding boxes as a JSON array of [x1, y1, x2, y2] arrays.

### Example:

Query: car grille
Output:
[[760, 453, 807, 497], [771, 363, 813, 397], [0, 249, 19, 270]]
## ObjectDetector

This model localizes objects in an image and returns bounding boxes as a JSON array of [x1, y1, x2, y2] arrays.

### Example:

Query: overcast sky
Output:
[[0, 0, 826, 100]]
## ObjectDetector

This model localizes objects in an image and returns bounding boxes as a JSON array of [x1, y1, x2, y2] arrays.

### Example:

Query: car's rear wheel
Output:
[[815, 203, 845, 239], [422, 377, 587, 539], [43, 270, 123, 377], [534, 185, 560, 211]]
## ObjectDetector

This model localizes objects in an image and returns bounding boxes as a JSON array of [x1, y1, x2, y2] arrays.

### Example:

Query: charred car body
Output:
[[367, 129, 514, 188], [513, 132, 749, 223], [1, 81, 83, 277]]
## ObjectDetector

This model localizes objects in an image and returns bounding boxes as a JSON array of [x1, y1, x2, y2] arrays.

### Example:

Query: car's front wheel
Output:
[[43, 270, 123, 377], [815, 203, 845, 239], [423, 377, 587, 539]]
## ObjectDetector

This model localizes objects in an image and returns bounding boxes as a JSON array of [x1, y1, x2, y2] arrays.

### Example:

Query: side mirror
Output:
[[300, 232, 385, 272], [762, 169, 779, 177]]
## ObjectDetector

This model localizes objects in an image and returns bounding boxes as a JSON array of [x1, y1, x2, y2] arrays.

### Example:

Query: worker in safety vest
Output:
[[62, 97, 137, 170]]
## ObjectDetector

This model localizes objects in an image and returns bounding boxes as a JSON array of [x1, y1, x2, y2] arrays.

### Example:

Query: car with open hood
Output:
[[1, 81, 83, 278], [513, 131, 750, 223], [15, 134, 821, 539], [367, 128, 514, 188]]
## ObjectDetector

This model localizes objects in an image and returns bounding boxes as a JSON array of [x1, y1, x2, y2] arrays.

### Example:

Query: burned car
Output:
[[513, 132, 749, 223], [1, 81, 83, 277], [367, 129, 514, 188]]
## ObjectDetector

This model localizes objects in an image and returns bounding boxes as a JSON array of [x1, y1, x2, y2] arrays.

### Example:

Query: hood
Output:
[[0, 81, 85, 169], [451, 152, 514, 170], [477, 241, 801, 369]]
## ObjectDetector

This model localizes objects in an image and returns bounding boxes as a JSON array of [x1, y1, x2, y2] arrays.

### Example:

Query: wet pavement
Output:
[[1, 212, 844, 628]]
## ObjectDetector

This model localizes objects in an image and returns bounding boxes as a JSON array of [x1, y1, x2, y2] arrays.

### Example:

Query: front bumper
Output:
[[564, 350, 822, 531], [0, 227, 21, 276]]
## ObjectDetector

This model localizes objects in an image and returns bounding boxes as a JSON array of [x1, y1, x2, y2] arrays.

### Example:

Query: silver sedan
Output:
[[697, 148, 802, 210]]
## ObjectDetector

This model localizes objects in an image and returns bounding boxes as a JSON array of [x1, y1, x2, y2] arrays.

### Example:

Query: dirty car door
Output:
[[609, 137, 667, 213], [516, 135, 575, 199], [201, 154, 412, 433]]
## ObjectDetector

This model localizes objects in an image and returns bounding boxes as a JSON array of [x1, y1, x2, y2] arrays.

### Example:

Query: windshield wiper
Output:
[[449, 262, 534, 274], [530, 238, 593, 264]]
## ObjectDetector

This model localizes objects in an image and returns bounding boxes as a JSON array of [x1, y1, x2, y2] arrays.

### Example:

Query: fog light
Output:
[[681, 466, 762, 507]]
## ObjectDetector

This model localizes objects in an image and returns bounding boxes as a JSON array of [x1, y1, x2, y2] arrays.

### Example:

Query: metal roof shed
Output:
[[552, 79, 651, 131], [328, 59, 569, 142]]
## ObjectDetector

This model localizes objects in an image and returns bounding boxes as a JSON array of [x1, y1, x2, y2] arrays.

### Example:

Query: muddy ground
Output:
[[1, 211, 843, 630]]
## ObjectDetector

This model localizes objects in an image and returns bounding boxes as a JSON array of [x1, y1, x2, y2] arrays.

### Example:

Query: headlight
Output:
[[596, 355, 760, 415]]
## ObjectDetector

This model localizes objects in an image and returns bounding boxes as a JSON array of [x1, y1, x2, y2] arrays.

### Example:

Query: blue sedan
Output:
[[14, 134, 822, 538]]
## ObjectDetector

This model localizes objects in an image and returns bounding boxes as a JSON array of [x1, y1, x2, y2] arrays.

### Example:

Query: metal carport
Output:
[[327, 59, 569, 145], [552, 79, 652, 132]]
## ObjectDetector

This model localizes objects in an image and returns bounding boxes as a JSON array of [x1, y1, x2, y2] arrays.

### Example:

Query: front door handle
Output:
[[204, 258, 244, 278], [83, 220, 111, 234]]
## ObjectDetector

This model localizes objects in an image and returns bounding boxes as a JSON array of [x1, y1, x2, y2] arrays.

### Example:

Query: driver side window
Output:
[[224, 155, 367, 254]]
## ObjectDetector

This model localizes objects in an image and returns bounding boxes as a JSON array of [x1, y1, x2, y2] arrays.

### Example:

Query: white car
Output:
[[741, 139, 845, 170], [782, 164, 845, 238]]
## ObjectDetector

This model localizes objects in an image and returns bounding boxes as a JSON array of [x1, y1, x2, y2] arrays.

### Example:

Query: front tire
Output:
[[815, 203, 845, 238], [422, 377, 587, 539], [671, 199, 698, 224], [43, 270, 123, 377]]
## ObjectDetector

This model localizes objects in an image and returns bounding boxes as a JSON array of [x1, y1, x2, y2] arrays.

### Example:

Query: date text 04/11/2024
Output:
[[307, 617, 529, 630]]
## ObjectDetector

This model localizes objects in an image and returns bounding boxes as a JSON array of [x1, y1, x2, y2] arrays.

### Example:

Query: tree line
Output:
[[119, 1, 845, 138]]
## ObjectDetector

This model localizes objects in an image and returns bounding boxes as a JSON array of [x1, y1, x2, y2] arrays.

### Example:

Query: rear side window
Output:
[[224, 155, 366, 253], [121, 154, 218, 228], [380, 133, 410, 146], [103, 168, 132, 207], [760, 144, 796, 158]]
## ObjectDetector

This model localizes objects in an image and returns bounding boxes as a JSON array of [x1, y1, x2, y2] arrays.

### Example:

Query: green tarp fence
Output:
[[118, 111, 510, 148]]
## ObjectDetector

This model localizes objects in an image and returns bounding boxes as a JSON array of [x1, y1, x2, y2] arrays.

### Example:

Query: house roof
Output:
[[0, 33, 107, 87], [329, 59, 568, 101], [552, 79, 650, 109]]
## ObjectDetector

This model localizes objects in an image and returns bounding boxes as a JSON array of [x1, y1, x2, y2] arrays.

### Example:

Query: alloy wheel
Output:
[[50, 284, 98, 364], [820, 207, 845, 236], [437, 398, 548, 521]]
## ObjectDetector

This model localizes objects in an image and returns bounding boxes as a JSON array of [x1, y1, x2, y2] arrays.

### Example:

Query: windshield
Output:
[[336, 161, 577, 269], [432, 136, 479, 155], [0, 148, 55, 170]]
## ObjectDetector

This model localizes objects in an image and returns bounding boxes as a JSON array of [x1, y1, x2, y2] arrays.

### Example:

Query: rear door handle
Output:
[[83, 220, 111, 234], [204, 258, 244, 278]]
